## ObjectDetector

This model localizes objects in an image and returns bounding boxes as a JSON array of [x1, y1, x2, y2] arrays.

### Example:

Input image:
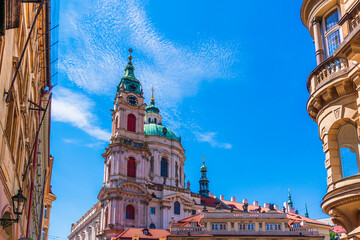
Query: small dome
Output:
[[144, 123, 180, 142], [200, 164, 207, 171]]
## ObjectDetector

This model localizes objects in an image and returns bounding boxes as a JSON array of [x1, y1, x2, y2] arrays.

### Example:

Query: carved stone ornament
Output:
[[334, 108, 341, 119]]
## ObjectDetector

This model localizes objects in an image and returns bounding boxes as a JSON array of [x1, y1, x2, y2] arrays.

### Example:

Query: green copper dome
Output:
[[117, 55, 142, 95], [144, 123, 180, 142]]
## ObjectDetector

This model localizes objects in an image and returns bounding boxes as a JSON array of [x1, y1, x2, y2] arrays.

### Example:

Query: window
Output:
[[41, 228, 46, 240], [239, 223, 254, 231], [150, 207, 156, 214], [212, 223, 226, 230], [127, 157, 136, 178], [326, 10, 339, 30], [161, 158, 168, 178], [174, 201, 180, 215], [293, 223, 300, 228], [266, 224, 281, 231], [107, 161, 111, 180], [127, 114, 136, 132], [105, 208, 109, 226], [322, 9, 342, 58], [148, 117, 151, 123], [338, 124, 360, 178], [149, 223, 155, 229], [44, 206, 48, 219], [115, 116, 118, 130], [154, 118, 157, 124], [192, 210, 196, 215], [327, 30, 341, 56], [126, 205, 135, 220]]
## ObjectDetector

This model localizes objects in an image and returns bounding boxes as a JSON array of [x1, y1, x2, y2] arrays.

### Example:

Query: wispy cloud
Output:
[[58, 0, 238, 146], [62, 138, 106, 149], [196, 132, 233, 149], [52, 87, 111, 141]]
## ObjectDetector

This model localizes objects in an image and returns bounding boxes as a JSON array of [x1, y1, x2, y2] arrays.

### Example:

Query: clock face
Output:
[[127, 95, 138, 106]]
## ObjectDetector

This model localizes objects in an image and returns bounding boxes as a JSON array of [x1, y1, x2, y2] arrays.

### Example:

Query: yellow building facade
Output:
[[0, 0, 55, 239], [301, 0, 360, 238]]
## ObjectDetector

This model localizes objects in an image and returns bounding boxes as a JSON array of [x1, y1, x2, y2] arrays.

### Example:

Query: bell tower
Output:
[[199, 155, 209, 197], [98, 50, 152, 239], [112, 48, 145, 138]]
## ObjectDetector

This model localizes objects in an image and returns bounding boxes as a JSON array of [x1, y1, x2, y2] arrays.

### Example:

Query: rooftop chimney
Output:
[[231, 197, 236, 202], [274, 205, 279, 210], [242, 199, 248, 204], [253, 201, 259, 206], [220, 195, 224, 200], [264, 203, 269, 208]]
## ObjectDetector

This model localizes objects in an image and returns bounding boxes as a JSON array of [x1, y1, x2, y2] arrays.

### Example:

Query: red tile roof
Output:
[[201, 196, 229, 209], [116, 228, 170, 239], [175, 213, 204, 226], [332, 225, 346, 234]]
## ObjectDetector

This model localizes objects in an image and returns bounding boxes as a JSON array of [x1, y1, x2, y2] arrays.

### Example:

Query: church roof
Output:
[[144, 123, 180, 142]]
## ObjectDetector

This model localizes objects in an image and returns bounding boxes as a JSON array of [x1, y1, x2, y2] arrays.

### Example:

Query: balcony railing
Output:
[[307, 57, 350, 94], [170, 226, 320, 236]]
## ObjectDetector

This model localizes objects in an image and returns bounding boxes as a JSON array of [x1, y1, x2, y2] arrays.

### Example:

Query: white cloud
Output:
[[57, 0, 239, 145], [52, 87, 111, 141], [196, 132, 233, 149]]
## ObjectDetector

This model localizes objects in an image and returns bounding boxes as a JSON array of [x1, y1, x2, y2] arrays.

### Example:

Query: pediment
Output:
[[161, 192, 194, 204], [119, 181, 150, 196]]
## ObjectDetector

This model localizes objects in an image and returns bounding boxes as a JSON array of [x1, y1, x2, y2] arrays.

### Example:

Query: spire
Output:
[[305, 203, 309, 218], [199, 154, 209, 197], [288, 189, 293, 208], [145, 87, 160, 114], [117, 48, 142, 95]]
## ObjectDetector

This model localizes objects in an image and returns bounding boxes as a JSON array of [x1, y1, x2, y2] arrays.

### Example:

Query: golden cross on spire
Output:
[[203, 154, 205, 165], [128, 48, 133, 60], [151, 87, 155, 101]]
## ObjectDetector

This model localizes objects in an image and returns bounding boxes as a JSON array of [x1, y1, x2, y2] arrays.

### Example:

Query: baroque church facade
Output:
[[68, 52, 315, 240], [68, 52, 209, 240]]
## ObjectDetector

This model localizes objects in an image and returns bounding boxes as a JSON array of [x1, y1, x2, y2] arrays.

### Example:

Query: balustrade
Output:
[[308, 57, 350, 94]]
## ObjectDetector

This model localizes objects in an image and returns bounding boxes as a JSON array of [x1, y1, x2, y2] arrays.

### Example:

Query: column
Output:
[[313, 17, 324, 65]]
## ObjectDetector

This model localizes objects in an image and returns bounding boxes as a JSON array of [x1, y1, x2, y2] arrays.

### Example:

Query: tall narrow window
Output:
[[127, 114, 136, 132], [323, 9, 341, 57], [174, 201, 180, 215], [149, 223, 155, 229], [115, 116, 118, 130], [126, 205, 135, 220], [107, 161, 111, 180], [104, 208, 108, 227], [161, 158, 168, 178], [44, 206, 48, 218], [127, 157, 136, 178]]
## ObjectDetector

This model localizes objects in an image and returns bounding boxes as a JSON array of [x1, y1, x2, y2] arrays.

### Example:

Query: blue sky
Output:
[[49, 0, 331, 238]]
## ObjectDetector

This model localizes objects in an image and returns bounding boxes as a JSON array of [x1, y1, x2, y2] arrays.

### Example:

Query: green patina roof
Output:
[[146, 96, 160, 114], [144, 123, 180, 142], [117, 56, 142, 95]]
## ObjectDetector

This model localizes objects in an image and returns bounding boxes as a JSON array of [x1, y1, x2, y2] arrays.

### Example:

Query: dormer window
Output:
[[142, 228, 149, 235], [322, 8, 342, 57]]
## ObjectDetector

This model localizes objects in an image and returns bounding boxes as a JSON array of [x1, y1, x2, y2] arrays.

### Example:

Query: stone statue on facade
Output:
[[242, 202, 248, 212]]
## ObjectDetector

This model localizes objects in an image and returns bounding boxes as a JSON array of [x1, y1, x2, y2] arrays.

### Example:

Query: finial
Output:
[[203, 154, 205, 165], [305, 202, 309, 218], [128, 48, 133, 60], [151, 87, 155, 101]]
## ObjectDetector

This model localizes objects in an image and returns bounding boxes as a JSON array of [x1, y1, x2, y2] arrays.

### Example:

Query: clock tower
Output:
[[98, 50, 152, 239]]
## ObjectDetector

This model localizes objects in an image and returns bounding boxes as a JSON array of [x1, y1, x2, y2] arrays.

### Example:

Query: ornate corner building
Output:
[[301, 0, 360, 238]]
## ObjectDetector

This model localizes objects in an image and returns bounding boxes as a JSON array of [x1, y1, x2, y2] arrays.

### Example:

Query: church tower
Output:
[[199, 155, 209, 196], [97, 50, 152, 239]]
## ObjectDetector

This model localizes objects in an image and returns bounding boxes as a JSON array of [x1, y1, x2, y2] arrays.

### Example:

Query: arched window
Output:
[[126, 205, 135, 220], [127, 157, 136, 178], [148, 117, 151, 123], [161, 158, 168, 178], [154, 118, 157, 124], [338, 124, 360, 178], [174, 201, 180, 215], [149, 223, 155, 229], [322, 8, 341, 58], [127, 114, 136, 132]]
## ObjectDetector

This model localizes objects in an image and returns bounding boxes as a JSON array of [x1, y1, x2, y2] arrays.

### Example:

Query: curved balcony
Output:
[[307, 57, 351, 95], [306, 57, 359, 120], [321, 174, 360, 232]]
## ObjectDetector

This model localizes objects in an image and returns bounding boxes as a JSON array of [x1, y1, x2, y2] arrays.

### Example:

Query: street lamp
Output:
[[0, 189, 27, 228]]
